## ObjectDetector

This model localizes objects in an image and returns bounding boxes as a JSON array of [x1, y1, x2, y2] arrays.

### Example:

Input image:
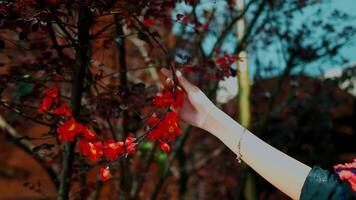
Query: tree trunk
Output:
[[57, 9, 92, 200]]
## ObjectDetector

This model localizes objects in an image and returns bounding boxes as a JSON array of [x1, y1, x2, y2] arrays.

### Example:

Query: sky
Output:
[[327, 0, 356, 68], [173, 0, 356, 78], [287, 0, 356, 76]]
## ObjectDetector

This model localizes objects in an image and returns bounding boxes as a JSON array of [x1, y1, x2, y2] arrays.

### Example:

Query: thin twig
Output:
[[0, 115, 59, 187], [0, 102, 52, 127], [210, 0, 256, 57], [149, 126, 192, 200]]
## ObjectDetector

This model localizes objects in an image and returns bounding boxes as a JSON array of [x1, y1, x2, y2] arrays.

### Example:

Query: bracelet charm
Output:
[[236, 127, 247, 163]]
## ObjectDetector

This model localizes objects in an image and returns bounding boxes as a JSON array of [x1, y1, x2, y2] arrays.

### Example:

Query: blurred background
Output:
[[0, 0, 355, 199]]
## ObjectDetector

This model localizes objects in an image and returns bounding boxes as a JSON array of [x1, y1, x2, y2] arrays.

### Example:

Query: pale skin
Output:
[[161, 68, 312, 200]]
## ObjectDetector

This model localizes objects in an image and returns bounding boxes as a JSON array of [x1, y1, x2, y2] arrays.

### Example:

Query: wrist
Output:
[[202, 106, 235, 137], [201, 106, 218, 133], [202, 105, 248, 156]]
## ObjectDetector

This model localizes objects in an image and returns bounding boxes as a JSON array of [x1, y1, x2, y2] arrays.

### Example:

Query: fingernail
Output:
[[176, 70, 182, 77]]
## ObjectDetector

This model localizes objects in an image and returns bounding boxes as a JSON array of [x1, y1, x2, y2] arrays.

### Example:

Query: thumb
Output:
[[160, 68, 197, 93]]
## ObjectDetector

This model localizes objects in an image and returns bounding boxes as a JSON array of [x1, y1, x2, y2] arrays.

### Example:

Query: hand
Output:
[[160, 68, 216, 129]]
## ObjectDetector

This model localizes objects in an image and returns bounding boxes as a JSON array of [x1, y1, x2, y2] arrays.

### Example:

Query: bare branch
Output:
[[0, 115, 59, 187]]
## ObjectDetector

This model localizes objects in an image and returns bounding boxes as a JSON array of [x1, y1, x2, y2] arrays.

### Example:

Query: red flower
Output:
[[125, 144, 136, 154], [53, 102, 72, 116], [164, 111, 178, 122], [100, 166, 111, 182], [216, 54, 240, 69], [153, 91, 174, 107], [148, 87, 185, 154], [172, 89, 185, 109], [147, 129, 161, 141], [334, 159, 356, 191], [125, 134, 135, 144], [143, 18, 155, 28], [57, 118, 82, 142], [104, 139, 125, 161], [79, 140, 104, 161], [158, 140, 171, 152], [161, 112, 182, 140], [38, 97, 53, 112], [124, 135, 136, 155], [146, 117, 163, 140], [45, 87, 59, 98], [147, 116, 160, 126], [80, 126, 97, 141], [38, 87, 60, 113], [153, 89, 186, 109], [147, 111, 182, 142]]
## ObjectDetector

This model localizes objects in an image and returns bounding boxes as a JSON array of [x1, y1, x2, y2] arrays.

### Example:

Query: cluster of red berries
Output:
[[37, 85, 185, 182]]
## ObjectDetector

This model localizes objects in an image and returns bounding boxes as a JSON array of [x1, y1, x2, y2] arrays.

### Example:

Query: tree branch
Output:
[[149, 126, 192, 200], [210, 0, 256, 56], [186, 145, 226, 175], [115, 14, 132, 199], [234, 0, 268, 54], [0, 115, 59, 187], [57, 8, 92, 200], [47, 22, 73, 67], [0, 100, 52, 127], [131, 144, 157, 199]]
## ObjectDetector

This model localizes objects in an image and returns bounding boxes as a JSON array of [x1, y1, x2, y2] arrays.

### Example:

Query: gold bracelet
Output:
[[236, 127, 247, 164]]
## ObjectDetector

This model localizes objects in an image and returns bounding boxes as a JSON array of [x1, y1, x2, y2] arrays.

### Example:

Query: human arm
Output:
[[203, 105, 311, 200], [160, 68, 312, 200]]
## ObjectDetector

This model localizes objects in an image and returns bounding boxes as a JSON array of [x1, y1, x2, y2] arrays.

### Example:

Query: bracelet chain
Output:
[[236, 127, 247, 164]]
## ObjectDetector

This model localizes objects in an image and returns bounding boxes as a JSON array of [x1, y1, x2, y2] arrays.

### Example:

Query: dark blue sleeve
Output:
[[300, 166, 356, 200]]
